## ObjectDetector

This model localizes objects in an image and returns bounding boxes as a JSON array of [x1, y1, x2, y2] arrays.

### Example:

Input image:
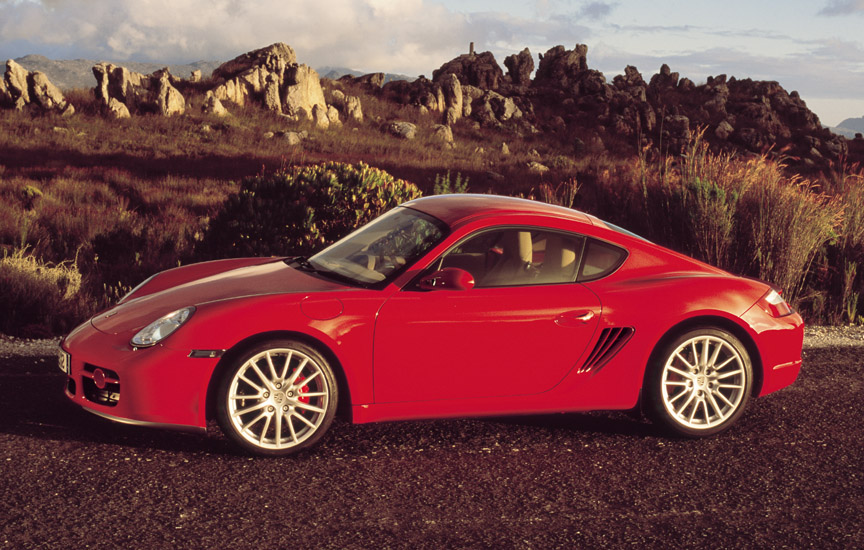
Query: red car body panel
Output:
[[61, 194, 803, 433]]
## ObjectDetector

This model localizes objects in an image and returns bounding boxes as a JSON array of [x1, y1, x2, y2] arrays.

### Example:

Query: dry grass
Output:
[[1, 92, 862, 334]]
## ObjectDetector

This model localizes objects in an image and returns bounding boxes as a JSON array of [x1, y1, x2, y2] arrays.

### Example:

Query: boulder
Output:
[[715, 120, 734, 140], [282, 64, 326, 119], [345, 96, 363, 122], [92, 63, 185, 116], [28, 71, 75, 115], [3, 60, 73, 114], [340, 72, 385, 88], [5, 59, 31, 106], [212, 43, 296, 82], [534, 44, 589, 90], [202, 93, 229, 117], [504, 48, 534, 87], [105, 97, 131, 119], [385, 121, 417, 140], [0, 77, 8, 108], [326, 105, 342, 127], [152, 69, 185, 116], [440, 73, 463, 125], [431, 124, 454, 144], [211, 77, 251, 106], [262, 73, 282, 112], [433, 51, 505, 90], [312, 104, 330, 129], [662, 115, 691, 152]]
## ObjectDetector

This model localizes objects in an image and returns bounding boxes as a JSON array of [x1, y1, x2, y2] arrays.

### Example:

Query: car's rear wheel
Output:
[[645, 328, 752, 437], [216, 340, 338, 456]]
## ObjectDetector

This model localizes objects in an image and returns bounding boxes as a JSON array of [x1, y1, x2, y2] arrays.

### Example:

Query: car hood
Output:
[[91, 260, 349, 335]]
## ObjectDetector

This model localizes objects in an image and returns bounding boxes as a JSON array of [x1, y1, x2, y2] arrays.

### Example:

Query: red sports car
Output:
[[59, 194, 804, 456]]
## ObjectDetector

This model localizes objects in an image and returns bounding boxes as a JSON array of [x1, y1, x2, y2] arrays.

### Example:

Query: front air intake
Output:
[[578, 327, 634, 374]]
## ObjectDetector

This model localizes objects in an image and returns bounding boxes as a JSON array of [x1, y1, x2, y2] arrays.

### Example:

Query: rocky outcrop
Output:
[[339, 72, 385, 89], [432, 51, 505, 90], [1, 59, 74, 115], [202, 93, 229, 117], [92, 63, 184, 117], [385, 121, 417, 140], [439, 73, 463, 125], [209, 42, 333, 123], [211, 43, 296, 82], [282, 64, 327, 119], [504, 48, 534, 88], [423, 42, 848, 165]]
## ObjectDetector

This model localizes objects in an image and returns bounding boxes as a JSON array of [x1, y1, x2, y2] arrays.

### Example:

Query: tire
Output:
[[645, 328, 752, 437], [216, 339, 338, 456]]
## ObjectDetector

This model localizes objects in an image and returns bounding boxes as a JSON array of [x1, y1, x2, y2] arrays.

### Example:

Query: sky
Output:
[[1, 0, 863, 126]]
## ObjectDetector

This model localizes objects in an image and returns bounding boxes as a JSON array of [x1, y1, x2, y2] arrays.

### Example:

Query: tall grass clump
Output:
[[600, 131, 842, 308], [0, 248, 92, 337], [201, 162, 422, 258], [812, 163, 864, 323]]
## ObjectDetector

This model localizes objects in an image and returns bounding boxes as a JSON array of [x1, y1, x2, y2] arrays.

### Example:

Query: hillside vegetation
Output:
[[1, 45, 863, 336]]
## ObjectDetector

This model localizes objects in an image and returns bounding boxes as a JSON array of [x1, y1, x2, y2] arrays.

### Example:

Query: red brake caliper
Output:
[[294, 374, 310, 404]]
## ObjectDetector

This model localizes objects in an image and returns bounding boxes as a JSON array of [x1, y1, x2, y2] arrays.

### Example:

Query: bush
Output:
[[0, 248, 92, 337], [593, 132, 842, 309], [201, 162, 423, 258]]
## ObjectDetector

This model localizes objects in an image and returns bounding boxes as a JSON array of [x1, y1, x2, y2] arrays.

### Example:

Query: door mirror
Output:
[[418, 268, 475, 291]]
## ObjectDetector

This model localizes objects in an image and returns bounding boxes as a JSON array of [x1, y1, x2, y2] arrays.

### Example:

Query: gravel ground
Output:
[[1, 326, 862, 549]]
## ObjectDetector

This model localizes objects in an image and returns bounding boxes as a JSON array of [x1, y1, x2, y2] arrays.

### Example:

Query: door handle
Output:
[[555, 310, 596, 327]]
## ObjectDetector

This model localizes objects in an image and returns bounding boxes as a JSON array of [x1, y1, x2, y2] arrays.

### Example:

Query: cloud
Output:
[[818, 0, 864, 15], [577, 1, 617, 20], [0, 0, 600, 76], [0, 0, 474, 74]]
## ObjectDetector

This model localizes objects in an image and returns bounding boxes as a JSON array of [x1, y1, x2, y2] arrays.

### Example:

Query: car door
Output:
[[373, 227, 602, 403]]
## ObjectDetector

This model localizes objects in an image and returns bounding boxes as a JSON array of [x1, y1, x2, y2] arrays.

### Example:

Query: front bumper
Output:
[[61, 321, 220, 432]]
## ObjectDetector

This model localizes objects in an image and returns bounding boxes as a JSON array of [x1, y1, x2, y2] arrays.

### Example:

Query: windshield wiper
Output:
[[286, 256, 366, 287]]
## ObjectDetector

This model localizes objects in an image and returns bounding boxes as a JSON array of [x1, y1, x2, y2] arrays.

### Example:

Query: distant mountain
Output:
[[834, 116, 864, 138], [317, 66, 415, 83], [7, 55, 414, 90], [10, 54, 221, 90]]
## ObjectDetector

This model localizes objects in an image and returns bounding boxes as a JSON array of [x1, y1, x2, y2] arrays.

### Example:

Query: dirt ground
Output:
[[1, 327, 862, 549]]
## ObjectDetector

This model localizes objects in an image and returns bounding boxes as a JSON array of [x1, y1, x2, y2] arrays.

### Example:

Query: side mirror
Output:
[[418, 267, 475, 291]]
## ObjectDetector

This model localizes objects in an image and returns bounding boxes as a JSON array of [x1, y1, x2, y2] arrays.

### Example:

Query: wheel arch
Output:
[[204, 330, 353, 424], [641, 315, 764, 400]]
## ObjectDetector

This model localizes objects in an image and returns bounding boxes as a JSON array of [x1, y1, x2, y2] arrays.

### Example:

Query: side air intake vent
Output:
[[578, 327, 635, 374]]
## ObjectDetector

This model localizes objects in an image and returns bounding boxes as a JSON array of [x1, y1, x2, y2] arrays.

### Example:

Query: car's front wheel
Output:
[[216, 340, 338, 456], [645, 328, 753, 437]]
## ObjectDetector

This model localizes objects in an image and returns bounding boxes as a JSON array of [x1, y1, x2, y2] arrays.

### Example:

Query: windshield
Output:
[[306, 207, 448, 286]]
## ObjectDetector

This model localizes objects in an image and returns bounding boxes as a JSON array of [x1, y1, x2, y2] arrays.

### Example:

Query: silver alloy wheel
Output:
[[226, 347, 331, 450], [660, 334, 747, 430]]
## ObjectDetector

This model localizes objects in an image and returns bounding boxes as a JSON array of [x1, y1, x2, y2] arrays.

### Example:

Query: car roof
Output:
[[401, 194, 594, 228]]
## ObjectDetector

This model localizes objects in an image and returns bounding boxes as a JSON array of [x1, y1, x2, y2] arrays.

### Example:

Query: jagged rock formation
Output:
[[209, 43, 333, 122], [504, 48, 533, 88], [92, 63, 185, 117], [433, 51, 505, 91], [1, 59, 74, 115], [416, 43, 848, 166]]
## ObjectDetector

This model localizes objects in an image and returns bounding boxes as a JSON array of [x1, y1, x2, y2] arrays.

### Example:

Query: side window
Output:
[[436, 228, 585, 288], [577, 239, 627, 282]]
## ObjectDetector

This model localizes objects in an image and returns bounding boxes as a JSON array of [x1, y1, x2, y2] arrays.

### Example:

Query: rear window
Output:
[[577, 239, 627, 282]]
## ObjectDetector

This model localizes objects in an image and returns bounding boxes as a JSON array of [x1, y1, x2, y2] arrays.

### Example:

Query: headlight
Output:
[[131, 306, 195, 348]]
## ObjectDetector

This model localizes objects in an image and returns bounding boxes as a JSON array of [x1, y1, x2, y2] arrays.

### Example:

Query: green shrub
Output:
[[433, 171, 469, 194], [0, 248, 92, 337], [201, 162, 423, 258]]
